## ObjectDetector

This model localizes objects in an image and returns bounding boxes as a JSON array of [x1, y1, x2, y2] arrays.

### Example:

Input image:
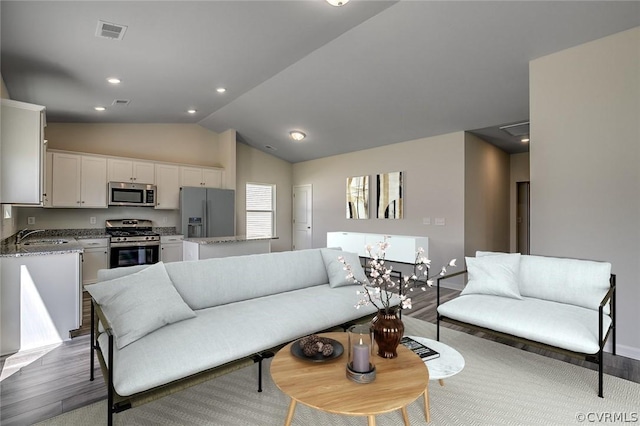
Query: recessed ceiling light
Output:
[[216, 87, 226, 93], [187, 109, 197, 114], [107, 77, 121, 84], [94, 106, 106, 111], [326, 0, 349, 6], [289, 130, 306, 141], [521, 138, 530, 143]]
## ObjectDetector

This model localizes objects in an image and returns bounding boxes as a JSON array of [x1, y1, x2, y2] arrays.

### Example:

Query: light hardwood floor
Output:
[[1, 286, 638, 425]]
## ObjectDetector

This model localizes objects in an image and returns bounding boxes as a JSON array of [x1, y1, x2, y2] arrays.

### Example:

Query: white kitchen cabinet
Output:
[[43, 151, 53, 207], [107, 158, 155, 184], [52, 153, 107, 208], [0, 99, 46, 205], [155, 164, 180, 209], [161, 235, 184, 263], [180, 166, 223, 188], [1, 252, 81, 355], [78, 238, 109, 286]]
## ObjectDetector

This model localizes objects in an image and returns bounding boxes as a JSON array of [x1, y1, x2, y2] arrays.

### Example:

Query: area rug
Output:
[[36, 317, 640, 425]]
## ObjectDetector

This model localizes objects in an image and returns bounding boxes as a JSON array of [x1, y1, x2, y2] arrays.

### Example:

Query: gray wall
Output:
[[530, 27, 639, 359], [464, 132, 510, 256], [236, 142, 293, 252], [293, 131, 467, 278]]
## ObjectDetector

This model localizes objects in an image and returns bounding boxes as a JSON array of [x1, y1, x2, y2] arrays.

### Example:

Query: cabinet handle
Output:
[[77, 201, 81, 204], [82, 201, 85, 203]]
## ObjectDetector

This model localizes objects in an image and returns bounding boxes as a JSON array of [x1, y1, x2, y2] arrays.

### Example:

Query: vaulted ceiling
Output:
[[2, 1, 638, 162]]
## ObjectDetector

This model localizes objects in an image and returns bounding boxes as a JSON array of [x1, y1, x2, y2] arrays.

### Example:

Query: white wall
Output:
[[509, 152, 530, 252], [236, 142, 293, 252], [45, 123, 224, 168], [530, 27, 640, 359], [293, 132, 466, 277], [464, 132, 510, 256]]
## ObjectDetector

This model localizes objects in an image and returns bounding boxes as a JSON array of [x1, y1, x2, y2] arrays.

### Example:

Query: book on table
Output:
[[400, 336, 440, 361]]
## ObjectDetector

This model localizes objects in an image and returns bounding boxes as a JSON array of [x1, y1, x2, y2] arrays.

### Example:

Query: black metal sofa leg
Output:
[[598, 349, 604, 398]]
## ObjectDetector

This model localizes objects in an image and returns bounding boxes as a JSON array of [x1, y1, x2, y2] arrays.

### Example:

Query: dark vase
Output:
[[371, 308, 404, 359]]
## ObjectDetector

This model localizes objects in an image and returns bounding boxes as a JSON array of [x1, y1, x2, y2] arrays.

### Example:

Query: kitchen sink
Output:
[[22, 239, 70, 246]]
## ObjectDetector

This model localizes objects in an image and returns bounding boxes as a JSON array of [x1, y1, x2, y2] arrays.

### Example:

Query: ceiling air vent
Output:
[[499, 122, 530, 137], [264, 145, 277, 151], [96, 20, 128, 40], [112, 99, 130, 106]]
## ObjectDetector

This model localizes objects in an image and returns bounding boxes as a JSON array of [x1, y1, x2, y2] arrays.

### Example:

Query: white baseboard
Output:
[[614, 343, 640, 361]]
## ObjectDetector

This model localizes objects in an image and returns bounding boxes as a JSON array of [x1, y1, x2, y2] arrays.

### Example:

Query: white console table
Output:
[[326, 232, 428, 263]]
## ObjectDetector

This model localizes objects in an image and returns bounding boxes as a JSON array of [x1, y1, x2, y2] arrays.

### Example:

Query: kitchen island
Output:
[[182, 235, 276, 261]]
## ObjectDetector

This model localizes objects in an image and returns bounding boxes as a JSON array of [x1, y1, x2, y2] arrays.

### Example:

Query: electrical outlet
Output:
[[27, 216, 36, 225], [435, 217, 446, 226], [422, 217, 431, 225], [90, 217, 97, 225]]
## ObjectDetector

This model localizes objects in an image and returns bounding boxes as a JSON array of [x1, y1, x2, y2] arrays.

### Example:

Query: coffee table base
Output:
[[284, 398, 413, 426]]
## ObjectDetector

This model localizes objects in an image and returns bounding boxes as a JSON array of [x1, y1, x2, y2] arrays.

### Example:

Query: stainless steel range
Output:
[[106, 219, 160, 268]]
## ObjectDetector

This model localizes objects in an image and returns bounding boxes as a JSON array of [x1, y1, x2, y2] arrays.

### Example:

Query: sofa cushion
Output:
[[437, 294, 611, 354], [518, 255, 611, 311], [461, 253, 522, 299], [164, 249, 331, 310], [320, 248, 368, 288], [98, 284, 382, 397], [475, 251, 612, 312], [86, 262, 196, 349]]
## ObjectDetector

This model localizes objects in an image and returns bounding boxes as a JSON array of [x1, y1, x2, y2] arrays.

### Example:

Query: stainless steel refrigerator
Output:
[[179, 187, 235, 238]]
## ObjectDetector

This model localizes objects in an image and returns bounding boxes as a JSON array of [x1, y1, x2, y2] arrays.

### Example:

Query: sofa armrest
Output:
[[91, 297, 114, 337], [436, 270, 468, 307]]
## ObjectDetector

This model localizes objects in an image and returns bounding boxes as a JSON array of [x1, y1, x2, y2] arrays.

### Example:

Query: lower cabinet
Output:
[[79, 238, 109, 286], [161, 235, 183, 263], [1, 252, 81, 355]]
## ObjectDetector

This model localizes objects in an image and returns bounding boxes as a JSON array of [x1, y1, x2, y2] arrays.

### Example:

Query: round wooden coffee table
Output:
[[271, 332, 429, 426]]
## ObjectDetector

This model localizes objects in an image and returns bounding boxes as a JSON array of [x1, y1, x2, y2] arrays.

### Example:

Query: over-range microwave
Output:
[[108, 182, 156, 207]]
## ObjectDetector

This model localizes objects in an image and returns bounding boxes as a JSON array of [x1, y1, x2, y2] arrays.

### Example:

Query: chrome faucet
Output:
[[16, 228, 46, 244]]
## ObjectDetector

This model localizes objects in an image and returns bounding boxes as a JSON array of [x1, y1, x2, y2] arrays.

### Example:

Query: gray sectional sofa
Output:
[[436, 251, 616, 397], [87, 248, 388, 425]]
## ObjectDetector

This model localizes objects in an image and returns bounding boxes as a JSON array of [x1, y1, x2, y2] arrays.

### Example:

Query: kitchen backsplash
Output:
[[14, 206, 180, 231]]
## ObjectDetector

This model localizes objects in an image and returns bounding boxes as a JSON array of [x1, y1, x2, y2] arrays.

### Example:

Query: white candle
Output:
[[352, 338, 370, 373]]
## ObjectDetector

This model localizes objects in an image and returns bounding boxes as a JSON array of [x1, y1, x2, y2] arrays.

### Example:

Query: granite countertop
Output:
[[183, 235, 278, 244], [1, 238, 84, 258], [0, 228, 107, 258]]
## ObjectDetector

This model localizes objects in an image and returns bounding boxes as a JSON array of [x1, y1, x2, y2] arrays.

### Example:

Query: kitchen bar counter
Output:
[[183, 235, 276, 244], [182, 236, 276, 261]]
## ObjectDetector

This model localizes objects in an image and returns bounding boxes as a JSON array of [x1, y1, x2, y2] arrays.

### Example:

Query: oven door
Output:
[[109, 242, 160, 269]]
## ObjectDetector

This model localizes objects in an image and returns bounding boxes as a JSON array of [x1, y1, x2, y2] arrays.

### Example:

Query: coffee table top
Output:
[[271, 332, 429, 417], [407, 335, 465, 381]]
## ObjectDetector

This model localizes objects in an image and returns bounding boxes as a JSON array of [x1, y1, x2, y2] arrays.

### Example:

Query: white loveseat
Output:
[[436, 251, 616, 397], [87, 248, 386, 425]]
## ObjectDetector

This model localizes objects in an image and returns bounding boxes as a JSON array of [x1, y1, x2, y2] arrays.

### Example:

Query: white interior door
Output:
[[293, 185, 312, 250]]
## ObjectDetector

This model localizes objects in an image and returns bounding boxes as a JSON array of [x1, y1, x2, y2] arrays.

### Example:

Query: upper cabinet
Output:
[[51, 153, 107, 208], [155, 164, 180, 210], [180, 166, 223, 188], [0, 99, 46, 205], [107, 158, 155, 184]]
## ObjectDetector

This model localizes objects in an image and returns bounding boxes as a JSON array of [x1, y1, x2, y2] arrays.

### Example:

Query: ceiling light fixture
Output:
[[521, 137, 530, 143], [187, 109, 197, 114], [216, 87, 226, 93], [326, 0, 349, 6], [289, 130, 306, 141], [107, 77, 121, 84], [94, 106, 106, 111]]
